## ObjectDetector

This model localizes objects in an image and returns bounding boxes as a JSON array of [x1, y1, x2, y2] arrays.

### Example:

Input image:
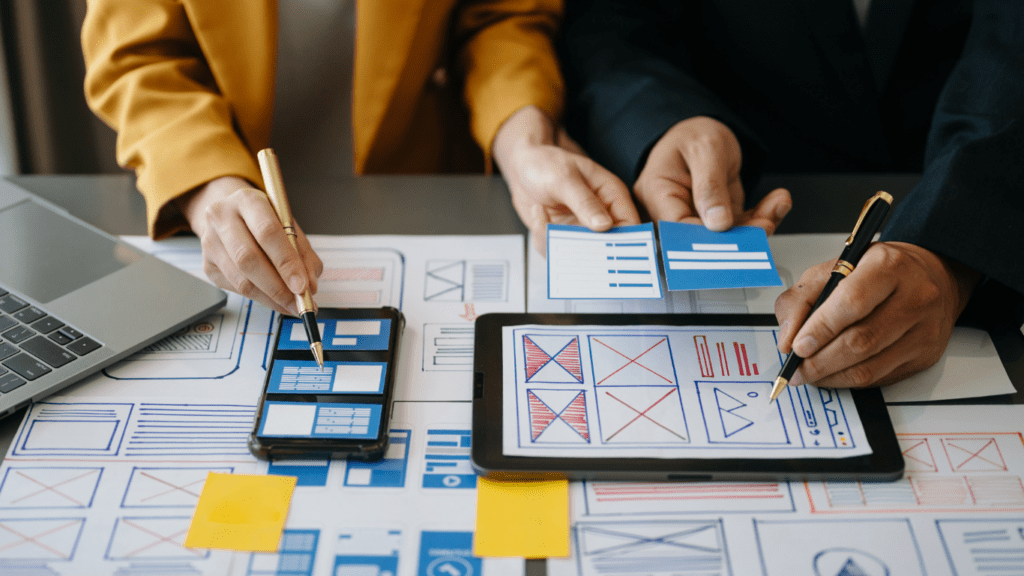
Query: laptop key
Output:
[[12, 306, 45, 324], [22, 336, 76, 368], [31, 316, 64, 334], [0, 287, 7, 296], [0, 294, 27, 314], [0, 315, 15, 332], [3, 353, 51, 380], [49, 331, 73, 345], [60, 326, 83, 340], [0, 372, 26, 393], [67, 337, 101, 356], [0, 341, 16, 361], [2, 326, 35, 344]]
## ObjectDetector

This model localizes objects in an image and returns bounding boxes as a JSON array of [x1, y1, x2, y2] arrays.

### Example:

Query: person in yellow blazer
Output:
[[81, 0, 638, 315]]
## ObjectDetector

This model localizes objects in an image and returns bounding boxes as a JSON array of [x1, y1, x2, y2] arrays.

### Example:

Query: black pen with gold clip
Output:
[[257, 148, 324, 370], [769, 191, 894, 402]]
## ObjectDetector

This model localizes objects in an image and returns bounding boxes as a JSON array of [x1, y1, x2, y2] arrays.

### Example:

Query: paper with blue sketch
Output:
[[502, 324, 872, 459], [546, 223, 663, 299], [659, 220, 782, 291]]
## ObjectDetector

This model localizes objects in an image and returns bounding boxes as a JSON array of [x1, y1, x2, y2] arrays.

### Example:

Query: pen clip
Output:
[[845, 191, 893, 245]]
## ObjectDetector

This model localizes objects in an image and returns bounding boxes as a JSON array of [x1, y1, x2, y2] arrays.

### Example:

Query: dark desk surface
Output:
[[3, 172, 1022, 447]]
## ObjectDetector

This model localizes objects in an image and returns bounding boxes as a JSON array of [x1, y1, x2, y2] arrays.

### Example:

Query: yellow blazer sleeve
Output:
[[455, 0, 565, 162], [81, 0, 268, 238]]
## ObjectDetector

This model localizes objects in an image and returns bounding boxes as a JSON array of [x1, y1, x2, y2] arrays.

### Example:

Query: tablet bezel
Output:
[[472, 313, 904, 481]]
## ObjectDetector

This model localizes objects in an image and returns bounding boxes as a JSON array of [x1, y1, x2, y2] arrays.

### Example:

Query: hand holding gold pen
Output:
[[257, 148, 325, 370], [769, 191, 894, 402]]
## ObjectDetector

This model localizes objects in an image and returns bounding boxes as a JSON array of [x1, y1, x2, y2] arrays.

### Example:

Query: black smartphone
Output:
[[248, 307, 404, 461]]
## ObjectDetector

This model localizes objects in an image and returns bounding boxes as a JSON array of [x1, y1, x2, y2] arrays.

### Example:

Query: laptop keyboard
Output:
[[0, 286, 102, 395]]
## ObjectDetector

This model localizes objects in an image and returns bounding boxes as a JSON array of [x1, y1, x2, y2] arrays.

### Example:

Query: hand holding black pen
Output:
[[769, 191, 894, 402], [257, 148, 325, 370]]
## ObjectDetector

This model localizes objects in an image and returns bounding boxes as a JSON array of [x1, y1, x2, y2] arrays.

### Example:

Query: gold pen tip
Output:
[[311, 342, 324, 370], [768, 376, 788, 403]]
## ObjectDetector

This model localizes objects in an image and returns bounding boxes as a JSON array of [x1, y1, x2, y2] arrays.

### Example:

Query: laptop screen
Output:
[[0, 200, 143, 303]]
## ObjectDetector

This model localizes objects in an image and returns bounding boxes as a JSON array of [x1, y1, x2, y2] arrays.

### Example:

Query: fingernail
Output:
[[775, 203, 792, 220], [705, 206, 729, 230], [591, 214, 612, 229], [793, 335, 818, 357], [288, 275, 304, 294]]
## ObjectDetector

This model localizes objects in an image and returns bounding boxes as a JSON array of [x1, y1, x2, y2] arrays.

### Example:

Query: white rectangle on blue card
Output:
[[659, 221, 782, 291], [546, 223, 662, 299], [259, 401, 381, 439], [279, 318, 391, 350], [268, 360, 387, 394]]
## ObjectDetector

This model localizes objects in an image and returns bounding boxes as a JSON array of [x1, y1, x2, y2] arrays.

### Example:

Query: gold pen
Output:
[[257, 148, 324, 370], [769, 191, 894, 402]]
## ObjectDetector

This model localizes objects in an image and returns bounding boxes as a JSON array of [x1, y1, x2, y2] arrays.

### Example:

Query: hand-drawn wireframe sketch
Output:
[[121, 403, 256, 458], [422, 324, 474, 371], [523, 334, 585, 384], [578, 480, 795, 516], [425, 259, 508, 302], [753, 519, 926, 576], [505, 325, 869, 458], [0, 517, 85, 561], [315, 248, 405, 309], [528, 389, 590, 443], [422, 426, 477, 489], [268, 458, 330, 487], [105, 516, 209, 560], [418, 531, 480, 576], [595, 387, 687, 444], [334, 528, 400, 576], [0, 468, 103, 509], [936, 518, 1024, 576], [806, 431, 1024, 513], [248, 529, 319, 576], [589, 335, 677, 386], [345, 429, 410, 488], [569, 520, 731, 576], [121, 467, 232, 508], [11, 402, 134, 458], [545, 224, 663, 300]]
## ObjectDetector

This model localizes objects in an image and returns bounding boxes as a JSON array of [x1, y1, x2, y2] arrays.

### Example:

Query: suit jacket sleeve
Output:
[[81, 0, 267, 239], [880, 0, 1024, 322], [455, 0, 566, 165], [558, 0, 764, 186]]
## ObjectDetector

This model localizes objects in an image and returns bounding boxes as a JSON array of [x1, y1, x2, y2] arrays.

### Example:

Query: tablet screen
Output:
[[502, 324, 872, 460]]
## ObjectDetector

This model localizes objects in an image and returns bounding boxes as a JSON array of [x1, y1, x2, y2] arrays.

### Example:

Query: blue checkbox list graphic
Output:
[[658, 221, 782, 291]]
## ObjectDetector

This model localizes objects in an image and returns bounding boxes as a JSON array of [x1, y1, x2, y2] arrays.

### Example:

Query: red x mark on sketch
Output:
[[944, 438, 1007, 471], [899, 438, 937, 472], [118, 518, 202, 558], [12, 469, 98, 506], [0, 519, 81, 558], [138, 471, 205, 503], [592, 338, 672, 385], [603, 389, 685, 441]]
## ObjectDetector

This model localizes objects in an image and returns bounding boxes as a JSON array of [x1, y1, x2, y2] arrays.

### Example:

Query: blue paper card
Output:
[[546, 223, 663, 299], [268, 360, 387, 395], [658, 221, 782, 291], [259, 401, 381, 439], [279, 318, 391, 351]]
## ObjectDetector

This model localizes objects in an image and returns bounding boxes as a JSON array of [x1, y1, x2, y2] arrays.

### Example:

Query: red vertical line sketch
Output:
[[733, 342, 747, 376], [717, 342, 729, 376], [694, 336, 714, 378], [741, 343, 751, 376]]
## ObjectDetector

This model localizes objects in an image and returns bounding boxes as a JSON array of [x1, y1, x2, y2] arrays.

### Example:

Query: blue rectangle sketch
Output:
[[0, 516, 86, 561], [423, 429, 476, 489], [278, 318, 391, 351], [268, 459, 330, 487], [260, 402, 381, 440], [268, 360, 387, 395], [12, 402, 133, 457], [345, 429, 410, 488], [936, 518, 1024, 576], [124, 403, 255, 457], [572, 520, 731, 576], [248, 528, 320, 576], [659, 221, 781, 291], [0, 467, 103, 509], [418, 532, 479, 576], [121, 467, 232, 508]]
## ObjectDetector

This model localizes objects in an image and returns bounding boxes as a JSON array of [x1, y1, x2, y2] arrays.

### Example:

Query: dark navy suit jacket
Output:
[[559, 0, 1023, 324]]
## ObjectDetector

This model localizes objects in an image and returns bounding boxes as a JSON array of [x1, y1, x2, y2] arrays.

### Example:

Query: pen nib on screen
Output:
[[311, 342, 324, 371], [769, 376, 788, 403]]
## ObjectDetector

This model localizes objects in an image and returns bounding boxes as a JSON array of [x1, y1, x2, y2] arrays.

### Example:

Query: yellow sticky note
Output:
[[184, 472, 297, 552], [474, 477, 569, 558]]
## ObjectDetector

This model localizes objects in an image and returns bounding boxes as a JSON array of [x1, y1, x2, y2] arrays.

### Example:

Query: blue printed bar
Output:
[[259, 401, 381, 440], [278, 318, 391, 351], [267, 360, 387, 395]]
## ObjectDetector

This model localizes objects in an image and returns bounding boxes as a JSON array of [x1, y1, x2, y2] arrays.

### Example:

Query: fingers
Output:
[[740, 188, 792, 236], [576, 157, 641, 228], [293, 222, 323, 295], [774, 261, 833, 353], [685, 139, 738, 231], [201, 233, 294, 316]]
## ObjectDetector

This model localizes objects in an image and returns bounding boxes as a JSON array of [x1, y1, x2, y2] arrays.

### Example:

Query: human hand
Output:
[[174, 175, 323, 316], [634, 116, 791, 235], [774, 242, 980, 388], [493, 106, 640, 253]]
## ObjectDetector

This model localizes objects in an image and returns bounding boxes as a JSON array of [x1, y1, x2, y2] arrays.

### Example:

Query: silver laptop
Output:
[[0, 180, 226, 418]]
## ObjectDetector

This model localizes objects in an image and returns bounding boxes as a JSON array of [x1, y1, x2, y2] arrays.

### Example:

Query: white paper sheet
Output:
[[548, 404, 1024, 576], [528, 233, 1016, 402], [501, 324, 872, 459], [0, 235, 526, 576]]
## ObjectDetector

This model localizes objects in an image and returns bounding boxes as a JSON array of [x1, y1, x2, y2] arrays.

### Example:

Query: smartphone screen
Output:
[[249, 307, 404, 460]]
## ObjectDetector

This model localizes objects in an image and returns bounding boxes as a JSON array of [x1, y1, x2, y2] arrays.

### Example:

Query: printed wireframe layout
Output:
[[503, 325, 872, 459]]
